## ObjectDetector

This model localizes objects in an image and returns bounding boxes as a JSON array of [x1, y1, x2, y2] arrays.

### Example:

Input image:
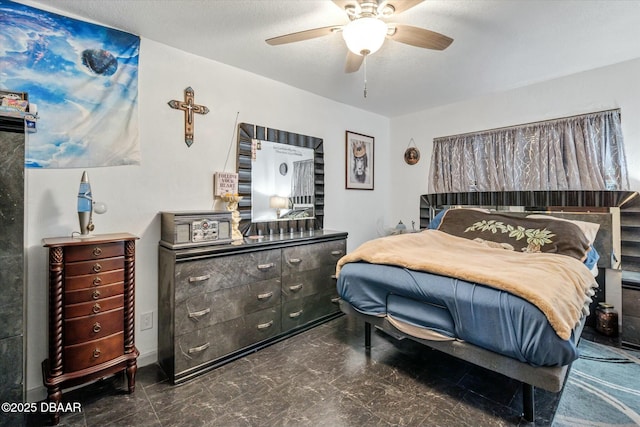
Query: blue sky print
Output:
[[0, 0, 140, 168]]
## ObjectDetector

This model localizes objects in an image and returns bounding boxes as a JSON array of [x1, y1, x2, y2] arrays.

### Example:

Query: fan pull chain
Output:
[[363, 53, 368, 98]]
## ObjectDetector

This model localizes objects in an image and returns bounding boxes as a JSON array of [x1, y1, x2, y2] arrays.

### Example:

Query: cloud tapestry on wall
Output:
[[0, 0, 141, 168]]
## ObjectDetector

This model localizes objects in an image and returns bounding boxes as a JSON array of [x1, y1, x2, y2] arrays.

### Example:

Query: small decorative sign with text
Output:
[[214, 172, 238, 196]]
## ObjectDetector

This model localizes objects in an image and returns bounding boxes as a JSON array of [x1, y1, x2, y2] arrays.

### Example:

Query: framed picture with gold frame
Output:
[[345, 130, 374, 190]]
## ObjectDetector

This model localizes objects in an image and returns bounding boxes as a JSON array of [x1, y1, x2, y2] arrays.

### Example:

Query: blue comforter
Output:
[[337, 262, 581, 367]]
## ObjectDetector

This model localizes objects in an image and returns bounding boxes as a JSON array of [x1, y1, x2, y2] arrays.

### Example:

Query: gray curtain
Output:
[[291, 159, 314, 202], [429, 109, 629, 193]]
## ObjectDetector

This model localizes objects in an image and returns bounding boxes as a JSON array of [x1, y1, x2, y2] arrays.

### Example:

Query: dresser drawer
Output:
[[281, 264, 337, 301], [175, 307, 281, 375], [65, 241, 125, 262], [175, 278, 281, 336], [281, 293, 341, 331], [65, 294, 124, 319], [282, 240, 345, 273], [64, 308, 124, 345], [65, 256, 124, 277], [65, 282, 124, 304], [65, 269, 125, 291], [174, 249, 281, 302], [64, 332, 124, 372]]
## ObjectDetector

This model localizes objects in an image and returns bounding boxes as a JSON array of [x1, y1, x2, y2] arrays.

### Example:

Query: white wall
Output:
[[25, 37, 391, 397], [389, 57, 640, 228]]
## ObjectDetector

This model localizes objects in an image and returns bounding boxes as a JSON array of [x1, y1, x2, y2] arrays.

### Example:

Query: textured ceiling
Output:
[[27, 0, 640, 118]]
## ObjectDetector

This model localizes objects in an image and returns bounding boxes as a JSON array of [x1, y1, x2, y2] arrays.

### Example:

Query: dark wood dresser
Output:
[[42, 233, 139, 425], [158, 229, 347, 384]]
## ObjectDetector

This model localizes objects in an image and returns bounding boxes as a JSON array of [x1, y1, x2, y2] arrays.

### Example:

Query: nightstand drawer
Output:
[[64, 332, 124, 372], [65, 269, 125, 291], [64, 308, 124, 345], [65, 256, 124, 277], [65, 282, 124, 304], [65, 294, 124, 319], [66, 241, 125, 262]]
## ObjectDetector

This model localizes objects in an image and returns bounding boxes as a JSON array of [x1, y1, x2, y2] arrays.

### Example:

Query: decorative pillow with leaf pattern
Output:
[[436, 209, 591, 261]]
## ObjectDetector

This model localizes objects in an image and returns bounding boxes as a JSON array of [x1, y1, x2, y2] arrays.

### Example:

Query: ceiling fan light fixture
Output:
[[342, 17, 387, 56]]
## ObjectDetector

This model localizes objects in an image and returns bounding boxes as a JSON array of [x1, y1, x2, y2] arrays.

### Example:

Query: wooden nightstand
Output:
[[42, 233, 139, 425]]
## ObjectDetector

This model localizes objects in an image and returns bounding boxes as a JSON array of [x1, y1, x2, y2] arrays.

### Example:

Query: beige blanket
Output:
[[336, 230, 598, 340]]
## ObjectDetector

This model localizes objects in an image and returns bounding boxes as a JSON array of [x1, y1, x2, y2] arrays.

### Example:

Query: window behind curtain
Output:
[[429, 109, 629, 193]]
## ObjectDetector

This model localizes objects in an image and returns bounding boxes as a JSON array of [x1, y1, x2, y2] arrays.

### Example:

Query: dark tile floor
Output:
[[27, 315, 565, 427]]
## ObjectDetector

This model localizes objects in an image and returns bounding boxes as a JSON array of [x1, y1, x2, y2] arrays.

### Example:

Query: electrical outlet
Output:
[[140, 311, 153, 331]]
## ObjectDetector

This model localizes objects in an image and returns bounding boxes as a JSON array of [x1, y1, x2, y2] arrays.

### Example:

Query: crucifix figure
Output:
[[168, 86, 209, 147]]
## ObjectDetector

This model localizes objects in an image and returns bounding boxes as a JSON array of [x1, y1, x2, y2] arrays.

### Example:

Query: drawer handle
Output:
[[188, 342, 210, 354], [92, 348, 101, 359], [257, 263, 274, 271], [92, 290, 101, 300], [93, 322, 101, 333], [188, 308, 211, 319], [93, 277, 102, 286], [257, 291, 273, 301], [331, 250, 343, 256], [289, 310, 303, 319], [92, 303, 101, 314], [288, 258, 302, 265], [257, 320, 274, 330], [331, 297, 340, 304], [188, 274, 211, 283], [92, 247, 103, 257], [92, 263, 102, 273], [289, 284, 303, 292]]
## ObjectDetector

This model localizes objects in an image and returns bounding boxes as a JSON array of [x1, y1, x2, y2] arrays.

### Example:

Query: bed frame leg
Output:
[[364, 322, 371, 349], [522, 383, 535, 422]]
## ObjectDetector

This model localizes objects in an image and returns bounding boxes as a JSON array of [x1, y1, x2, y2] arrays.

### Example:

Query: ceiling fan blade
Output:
[[345, 50, 364, 73], [384, 0, 424, 15], [266, 25, 342, 46], [388, 24, 453, 50]]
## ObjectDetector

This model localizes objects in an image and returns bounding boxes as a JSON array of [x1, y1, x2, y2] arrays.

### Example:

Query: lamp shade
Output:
[[269, 196, 289, 209], [342, 17, 388, 56]]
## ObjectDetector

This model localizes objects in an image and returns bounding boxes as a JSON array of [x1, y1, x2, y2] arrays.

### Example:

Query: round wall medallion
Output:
[[279, 162, 288, 175], [404, 147, 420, 165]]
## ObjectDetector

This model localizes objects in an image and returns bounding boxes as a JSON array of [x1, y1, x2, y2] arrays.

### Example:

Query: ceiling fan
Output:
[[266, 0, 454, 75]]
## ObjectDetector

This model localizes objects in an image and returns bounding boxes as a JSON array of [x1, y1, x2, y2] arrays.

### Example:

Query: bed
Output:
[[335, 197, 620, 422]]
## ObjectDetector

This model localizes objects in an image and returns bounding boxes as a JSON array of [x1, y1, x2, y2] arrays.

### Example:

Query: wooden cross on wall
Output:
[[168, 86, 209, 147]]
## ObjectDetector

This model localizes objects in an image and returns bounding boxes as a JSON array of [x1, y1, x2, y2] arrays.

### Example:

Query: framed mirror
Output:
[[236, 123, 324, 236]]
